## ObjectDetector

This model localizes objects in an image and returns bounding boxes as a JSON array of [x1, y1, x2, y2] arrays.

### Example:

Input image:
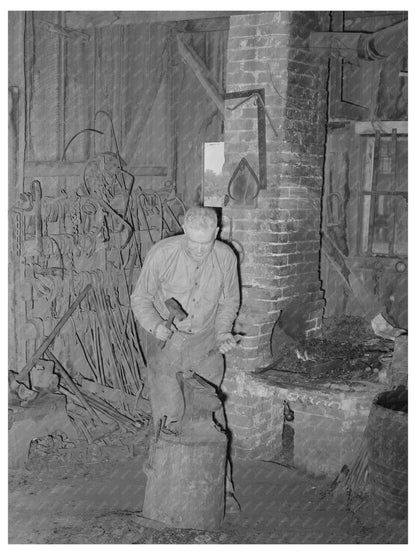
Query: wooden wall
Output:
[[321, 12, 408, 328], [8, 11, 228, 373]]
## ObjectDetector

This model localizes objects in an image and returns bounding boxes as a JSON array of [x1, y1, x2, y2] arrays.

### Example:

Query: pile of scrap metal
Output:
[[11, 284, 151, 445], [10, 116, 187, 449]]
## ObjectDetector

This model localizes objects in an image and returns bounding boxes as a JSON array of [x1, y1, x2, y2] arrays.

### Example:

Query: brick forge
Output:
[[220, 12, 331, 462]]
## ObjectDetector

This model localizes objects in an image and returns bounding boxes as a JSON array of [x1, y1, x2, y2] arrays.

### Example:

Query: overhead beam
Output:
[[65, 11, 254, 29], [176, 35, 225, 116], [354, 121, 408, 135], [175, 17, 230, 33]]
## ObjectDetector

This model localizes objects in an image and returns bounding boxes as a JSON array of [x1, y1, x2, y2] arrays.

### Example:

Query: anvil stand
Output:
[[142, 371, 227, 530]]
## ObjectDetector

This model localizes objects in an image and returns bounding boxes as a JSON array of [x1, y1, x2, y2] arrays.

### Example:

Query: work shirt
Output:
[[131, 235, 240, 339]]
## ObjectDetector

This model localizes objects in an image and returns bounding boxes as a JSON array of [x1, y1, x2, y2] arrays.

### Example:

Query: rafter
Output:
[[65, 11, 254, 29]]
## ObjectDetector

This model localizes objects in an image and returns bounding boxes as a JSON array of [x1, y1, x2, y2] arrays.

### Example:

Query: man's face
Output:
[[183, 225, 218, 261]]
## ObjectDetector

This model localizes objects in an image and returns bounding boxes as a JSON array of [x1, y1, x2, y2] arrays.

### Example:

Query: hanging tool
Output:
[[227, 158, 260, 207]]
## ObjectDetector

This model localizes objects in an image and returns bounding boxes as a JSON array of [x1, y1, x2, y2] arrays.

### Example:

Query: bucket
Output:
[[366, 386, 408, 519]]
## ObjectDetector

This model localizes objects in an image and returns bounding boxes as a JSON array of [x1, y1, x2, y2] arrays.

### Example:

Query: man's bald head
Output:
[[183, 207, 218, 232], [182, 207, 219, 261]]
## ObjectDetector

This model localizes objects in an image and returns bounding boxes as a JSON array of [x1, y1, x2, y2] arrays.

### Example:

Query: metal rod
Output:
[[227, 92, 279, 138], [17, 284, 92, 382], [46, 349, 101, 423]]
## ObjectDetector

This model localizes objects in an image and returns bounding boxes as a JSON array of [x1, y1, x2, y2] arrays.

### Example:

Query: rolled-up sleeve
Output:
[[215, 250, 240, 339], [130, 246, 165, 334]]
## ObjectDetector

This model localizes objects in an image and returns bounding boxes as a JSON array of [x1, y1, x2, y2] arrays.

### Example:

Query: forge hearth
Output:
[[251, 373, 385, 477], [253, 331, 392, 476], [257, 334, 394, 389], [222, 317, 397, 476]]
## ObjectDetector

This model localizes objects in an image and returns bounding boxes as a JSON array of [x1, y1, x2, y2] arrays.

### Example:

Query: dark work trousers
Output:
[[146, 327, 233, 492]]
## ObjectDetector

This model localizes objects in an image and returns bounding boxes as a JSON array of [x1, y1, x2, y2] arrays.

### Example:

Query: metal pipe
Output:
[[358, 20, 408, 60]]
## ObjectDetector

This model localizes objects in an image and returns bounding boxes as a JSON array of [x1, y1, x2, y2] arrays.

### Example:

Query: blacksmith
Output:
[[131, 206, 240, 509]]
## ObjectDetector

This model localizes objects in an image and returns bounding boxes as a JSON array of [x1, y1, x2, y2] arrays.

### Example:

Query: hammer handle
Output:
[[159, 313, 175, 349]]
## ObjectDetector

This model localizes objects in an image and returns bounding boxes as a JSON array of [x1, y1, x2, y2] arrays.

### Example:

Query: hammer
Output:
[[159, 297, 188, 349]]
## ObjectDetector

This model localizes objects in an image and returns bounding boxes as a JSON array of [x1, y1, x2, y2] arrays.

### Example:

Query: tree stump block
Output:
[[142, 422, 227, 530]]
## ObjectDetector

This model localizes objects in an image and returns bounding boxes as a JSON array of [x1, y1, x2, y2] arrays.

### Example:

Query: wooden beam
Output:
[[175, 17, 230, 33], [66, 11, 254, 29], [176, 35, 225, 116], [36, 19, 91, 42], [354, 121, 408, 135], [309, 31, 361, 58], [24, 161, 167, 178]]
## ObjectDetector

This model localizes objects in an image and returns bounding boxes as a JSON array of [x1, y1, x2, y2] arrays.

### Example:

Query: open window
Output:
[[359, 129, 408, 257]]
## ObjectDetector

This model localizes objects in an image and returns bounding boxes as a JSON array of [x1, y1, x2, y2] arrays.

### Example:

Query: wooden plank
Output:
[[390, 129, 398, 256], [24, 161, 167, 177], [367, 131, 381, 256], [175, 17, 230, 33], [354, 121, 408, 135], [36, 19, 91, 42], [176, 35, 225, 116], [29, 12, 61, 161], [63, 15, 95, 161], [57, 12, 67, 161], [66, 11, 251, 28], [122, 55, 167, 162], [94, 26, 119, 153], [166, 30, 177, 184]]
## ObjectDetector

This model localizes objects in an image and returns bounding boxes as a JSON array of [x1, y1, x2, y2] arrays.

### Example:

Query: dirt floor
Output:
[[9, 437, 407, 545], [8, 316, 408, 544]]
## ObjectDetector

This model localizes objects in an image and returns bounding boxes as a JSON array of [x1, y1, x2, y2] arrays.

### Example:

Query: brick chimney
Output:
[[221, 11, 330, 459]]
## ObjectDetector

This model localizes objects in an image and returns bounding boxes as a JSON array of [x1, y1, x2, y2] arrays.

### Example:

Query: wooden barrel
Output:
[[366, 387, 408, 519], [142, 422, 227, 530]]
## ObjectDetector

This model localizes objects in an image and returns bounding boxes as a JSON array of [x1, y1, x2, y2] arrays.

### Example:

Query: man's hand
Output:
[[154, 323, 172, 341], [217, 333, 238, 354]]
